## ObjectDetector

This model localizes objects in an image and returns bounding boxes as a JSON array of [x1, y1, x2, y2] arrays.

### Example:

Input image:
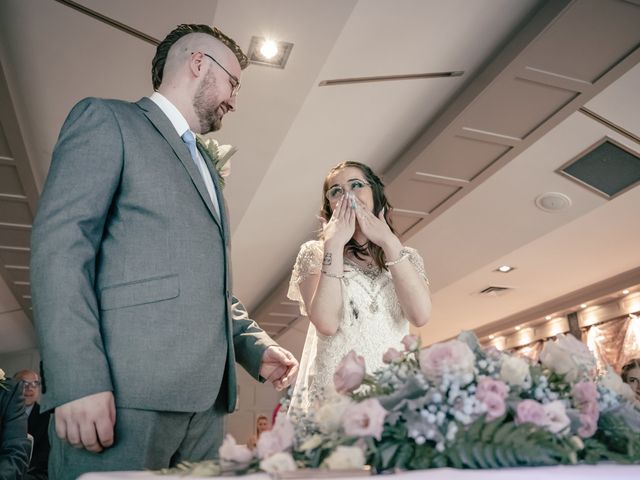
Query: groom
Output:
[[30, 24, 297, 478]]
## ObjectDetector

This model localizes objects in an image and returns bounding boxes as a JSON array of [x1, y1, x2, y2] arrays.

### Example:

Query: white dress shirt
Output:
[[149, 92, 220, 218]]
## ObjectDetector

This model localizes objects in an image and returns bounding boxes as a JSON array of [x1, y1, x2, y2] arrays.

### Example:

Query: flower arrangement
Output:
[[160, 331, 640, 476], [196, 135, 237, 187]]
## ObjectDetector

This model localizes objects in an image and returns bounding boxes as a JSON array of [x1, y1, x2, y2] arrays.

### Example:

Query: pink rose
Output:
[[480, 391, 506, 421], [342, 398, 388, 440], [515, 399, 547, 427], [382, 347, 402, 364], [334, 350, 366, 393], [476, 376, 508, 400], [418, 339, 475, 381], [572, 381, 597, 410], [401, 334, 420, 352], [577, 412, 598, 438], [256, 414, 294, 459], [219, 434, 254, 463]]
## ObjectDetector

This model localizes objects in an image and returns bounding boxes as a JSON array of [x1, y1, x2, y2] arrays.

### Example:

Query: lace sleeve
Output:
[[287, 240, 323, 315], [405, 247, 430, 286]]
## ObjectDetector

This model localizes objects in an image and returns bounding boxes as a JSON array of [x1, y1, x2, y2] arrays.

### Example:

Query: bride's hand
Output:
[[322, 194, 355, 248], [354, 198, 397, 249]]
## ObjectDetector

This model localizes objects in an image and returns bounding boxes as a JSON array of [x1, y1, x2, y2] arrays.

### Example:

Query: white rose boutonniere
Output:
[[196, 135, 237, 188], [0, 368, 7, 390]]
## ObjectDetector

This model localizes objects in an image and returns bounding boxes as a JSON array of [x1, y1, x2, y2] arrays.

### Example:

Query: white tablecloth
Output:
[[79, 464, 640, 480]]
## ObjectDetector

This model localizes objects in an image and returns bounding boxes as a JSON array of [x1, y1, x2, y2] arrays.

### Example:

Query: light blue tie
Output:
[[181, 130, 199, 163], [181, 130, 220, 217]]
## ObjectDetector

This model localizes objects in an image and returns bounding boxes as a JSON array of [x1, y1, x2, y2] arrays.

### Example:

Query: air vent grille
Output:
[[478, 286, 512, 296], [559, 139, 640, 198]]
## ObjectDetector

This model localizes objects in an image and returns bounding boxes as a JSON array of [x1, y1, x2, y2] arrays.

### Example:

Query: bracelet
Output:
[[384, 249, 410, 267], [322, 270, 344, 279]]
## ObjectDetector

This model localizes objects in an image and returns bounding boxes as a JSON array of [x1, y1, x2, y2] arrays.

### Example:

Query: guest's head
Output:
[[151, 24, 248, 134], [256, 414, 269, 436], [14, 369, 41, 406], [320, 161, 396, 269], [621, 358, 640, 401]]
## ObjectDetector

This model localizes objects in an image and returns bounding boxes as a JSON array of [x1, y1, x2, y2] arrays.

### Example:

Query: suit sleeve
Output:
[[231, 296, 278, 380], [30, 98, 123, 411], [0, 380, 31, 480]]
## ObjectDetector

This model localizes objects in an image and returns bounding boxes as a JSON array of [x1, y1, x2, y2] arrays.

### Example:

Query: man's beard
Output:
[[193, 73, 223, 134]]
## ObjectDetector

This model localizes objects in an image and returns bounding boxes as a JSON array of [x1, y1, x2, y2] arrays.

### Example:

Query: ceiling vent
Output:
[[477, 286, 512, 297], [558, 138, 640, 199]]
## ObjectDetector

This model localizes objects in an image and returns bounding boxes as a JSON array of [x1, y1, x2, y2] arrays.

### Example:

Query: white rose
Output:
[[218, 434, 253, 463], [600, 367, 636, 403], [299, 434, 323, 451], [259, 452, 297, 474], [500, 356, 531, 387], [540, 334, 595, 382], [323, 446, 366, 470], [0, 368, 5, 381], [316, 396, 352, 433], [543, 400, 571, 434]]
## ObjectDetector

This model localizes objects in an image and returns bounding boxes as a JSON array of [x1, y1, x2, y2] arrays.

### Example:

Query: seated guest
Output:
[[246, 415, 270, 450], [621, 358, 640, 402], [0, 373, 31, 479], [15, 370, 50, 480]]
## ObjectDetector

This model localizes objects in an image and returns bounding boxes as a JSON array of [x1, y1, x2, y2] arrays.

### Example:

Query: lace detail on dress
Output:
[[404, 246, 430, 286], [287, 240, 324, 316]]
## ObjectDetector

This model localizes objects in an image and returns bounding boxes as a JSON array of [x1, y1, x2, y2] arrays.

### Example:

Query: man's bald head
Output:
[[152, 24, 247, 90]]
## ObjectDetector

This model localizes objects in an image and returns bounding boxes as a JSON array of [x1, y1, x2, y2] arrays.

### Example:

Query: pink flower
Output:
[[480, 391, 506, 420], [577, 412, 598, 438], [382, 347, 402, 364], [515, 399, 547, 427], [342, 398, 388, 440], [476, 376, 509, 400], [572, 381, 597, 410], [256, 414, 294, 459], [219, 434, 254, 463], [401, 334, 420, 352], [418, 339, 475, 381], [334, 350, 366, 393]]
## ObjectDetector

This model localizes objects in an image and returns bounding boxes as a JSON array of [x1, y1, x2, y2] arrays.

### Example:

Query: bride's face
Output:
[[326, 166, 374, 214]]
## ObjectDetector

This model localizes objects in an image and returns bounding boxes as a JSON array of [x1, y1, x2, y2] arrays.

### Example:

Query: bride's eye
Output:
[[327, 186, 344, 200], [350, 180, 366, 190]]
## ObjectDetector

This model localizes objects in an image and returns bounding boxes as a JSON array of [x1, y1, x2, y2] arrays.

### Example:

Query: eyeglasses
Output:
[[325, 179, 371, 201], [21, 380, 41, 389], [199, 52, 241, 97]]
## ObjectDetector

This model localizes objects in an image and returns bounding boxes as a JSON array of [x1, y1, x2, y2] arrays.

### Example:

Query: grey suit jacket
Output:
[[31, 97, 276, 413]]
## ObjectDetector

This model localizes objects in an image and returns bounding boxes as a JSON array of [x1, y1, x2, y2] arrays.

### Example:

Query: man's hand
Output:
[[260, 346, 299, 391], [54, 391, 116, 453]]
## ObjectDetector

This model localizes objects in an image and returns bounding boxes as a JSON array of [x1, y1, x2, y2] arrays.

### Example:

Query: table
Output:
[[80, 464, 640, 480]]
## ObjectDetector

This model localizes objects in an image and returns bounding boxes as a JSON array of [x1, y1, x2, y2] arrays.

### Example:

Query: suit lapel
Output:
[[136, 98, 222, 230], [197, 142, 231, 241]]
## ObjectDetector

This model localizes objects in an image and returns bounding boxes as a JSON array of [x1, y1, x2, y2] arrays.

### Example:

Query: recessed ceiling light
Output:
[[247, 36, 293, 69], [580, 303, 587, 309], [545, 315, 552, 320], [495, 265, 515, 273], [515, 326, 521, 331], [623, 289, 630, 295]]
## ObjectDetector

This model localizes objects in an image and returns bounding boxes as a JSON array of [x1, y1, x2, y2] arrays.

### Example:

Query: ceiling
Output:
[[1, 0, 639, 360]]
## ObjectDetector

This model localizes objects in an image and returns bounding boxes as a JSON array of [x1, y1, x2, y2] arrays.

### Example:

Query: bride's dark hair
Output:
[[320, 161, 396, 271]]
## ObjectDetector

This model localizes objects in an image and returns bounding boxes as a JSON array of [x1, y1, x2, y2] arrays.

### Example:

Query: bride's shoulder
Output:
[[297, 239, 323, 257]]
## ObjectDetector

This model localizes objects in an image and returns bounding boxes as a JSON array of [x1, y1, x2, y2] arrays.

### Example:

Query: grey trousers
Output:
[[48, 405, 225, 480]]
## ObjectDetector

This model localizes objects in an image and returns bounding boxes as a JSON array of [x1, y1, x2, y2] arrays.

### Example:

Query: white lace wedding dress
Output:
[[287, 240, 429, 411]]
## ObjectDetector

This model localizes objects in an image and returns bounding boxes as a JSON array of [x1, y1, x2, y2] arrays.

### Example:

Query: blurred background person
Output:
[[0, 373, 31, 479], [246, 414, 270, 450], [621, 358, 640, 402], [15, 370, 50, 480]]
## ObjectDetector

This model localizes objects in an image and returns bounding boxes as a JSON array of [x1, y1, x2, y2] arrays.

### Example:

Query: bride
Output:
[[287, 161, 432, 411]]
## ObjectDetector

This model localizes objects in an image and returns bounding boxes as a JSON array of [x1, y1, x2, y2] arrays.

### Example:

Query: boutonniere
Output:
[[0, 368, 8, 391], [196, 135, 237, 188]]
